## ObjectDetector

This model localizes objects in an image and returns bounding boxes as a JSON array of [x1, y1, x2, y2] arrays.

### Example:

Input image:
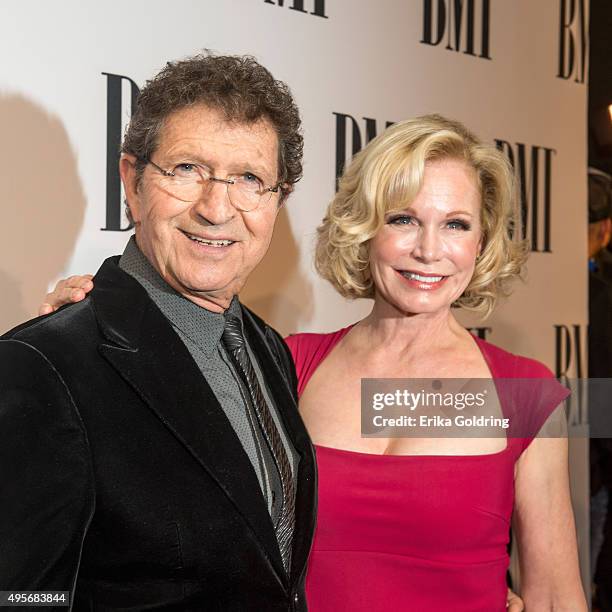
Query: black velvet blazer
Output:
[[0, 257, 317, 611]]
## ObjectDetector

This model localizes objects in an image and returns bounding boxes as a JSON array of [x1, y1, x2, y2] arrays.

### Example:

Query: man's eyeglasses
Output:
[[140, 158, 283, 212]]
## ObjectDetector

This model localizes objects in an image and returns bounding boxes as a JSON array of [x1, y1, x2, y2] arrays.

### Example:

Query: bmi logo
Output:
[[555, 324, 585, 379], [263, 0, 328, 18], [557, 0, 587, 83], [554, 324, 586, 426], [333, 113, 395, 187], [494, 140, 556, 253], [102, 72, 140, 232], [421, 0, 491, 60]]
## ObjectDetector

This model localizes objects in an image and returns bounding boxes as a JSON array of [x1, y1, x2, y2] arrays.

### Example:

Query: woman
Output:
[[42, 115, 585, 610], [283, 114, 586, 610]]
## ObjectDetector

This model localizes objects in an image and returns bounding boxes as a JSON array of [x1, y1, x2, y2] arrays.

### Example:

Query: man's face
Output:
[[121, 104, 282, 312]]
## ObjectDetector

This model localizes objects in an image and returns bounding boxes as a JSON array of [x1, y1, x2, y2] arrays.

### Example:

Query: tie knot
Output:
[[222, 315, 245, 352]]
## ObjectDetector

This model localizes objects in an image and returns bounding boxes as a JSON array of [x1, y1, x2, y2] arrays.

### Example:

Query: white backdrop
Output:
[[0, 0, 590, 590]]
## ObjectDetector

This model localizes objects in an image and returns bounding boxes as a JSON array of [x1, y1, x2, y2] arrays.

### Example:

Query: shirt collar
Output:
[[119, 236, 242, 357]]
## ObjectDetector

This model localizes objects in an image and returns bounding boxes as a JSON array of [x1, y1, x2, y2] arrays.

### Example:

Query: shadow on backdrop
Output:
[[0, 94, 86, 333], [241, 206, 313, 337]]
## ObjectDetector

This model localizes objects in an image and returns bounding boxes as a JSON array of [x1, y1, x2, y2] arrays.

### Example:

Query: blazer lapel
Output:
[[91, 257, 286, 583], [242, 308, 317, 585]]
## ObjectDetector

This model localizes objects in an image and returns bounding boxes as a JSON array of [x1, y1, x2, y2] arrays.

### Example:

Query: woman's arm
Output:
[[513, 408, 587, 610]]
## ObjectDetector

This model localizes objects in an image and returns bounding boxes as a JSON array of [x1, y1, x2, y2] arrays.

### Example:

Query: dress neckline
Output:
[[303, 323, 512, 459], [313, 441, 511, 459]]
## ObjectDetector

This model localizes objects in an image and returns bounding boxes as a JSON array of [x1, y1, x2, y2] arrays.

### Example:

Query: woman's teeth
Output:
[[402, 272, 444, 283]]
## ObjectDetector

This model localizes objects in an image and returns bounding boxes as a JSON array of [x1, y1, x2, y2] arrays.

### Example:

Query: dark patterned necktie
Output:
[[222, 315, 295, 572]]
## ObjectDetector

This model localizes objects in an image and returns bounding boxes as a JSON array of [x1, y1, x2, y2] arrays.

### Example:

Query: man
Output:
[[588, 168, 612, 612], [588, 168, 612, 380], [589, 168, 612, 286], [0, 53, 315, 610]]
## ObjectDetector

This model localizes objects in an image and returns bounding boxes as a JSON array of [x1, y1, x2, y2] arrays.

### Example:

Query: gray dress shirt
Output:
[[119, 237, 297, 524]]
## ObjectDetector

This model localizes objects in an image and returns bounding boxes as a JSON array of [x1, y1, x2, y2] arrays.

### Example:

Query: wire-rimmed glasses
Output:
[[141, 157, 282, 212]]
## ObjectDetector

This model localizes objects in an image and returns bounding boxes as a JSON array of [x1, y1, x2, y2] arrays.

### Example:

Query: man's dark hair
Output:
[[122, 52, 303, 200]]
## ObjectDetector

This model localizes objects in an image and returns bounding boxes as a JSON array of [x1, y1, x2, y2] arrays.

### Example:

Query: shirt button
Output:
[[293, 593, 299, 603]]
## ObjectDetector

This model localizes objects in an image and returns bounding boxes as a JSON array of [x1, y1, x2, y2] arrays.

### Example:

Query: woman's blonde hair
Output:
[[315, 114, 528, 317]]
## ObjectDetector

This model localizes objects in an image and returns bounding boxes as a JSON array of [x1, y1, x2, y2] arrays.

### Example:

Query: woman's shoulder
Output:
[[473, 336, 556, 379], [284, 325, 354, 396], [284, 325, 353, 361], [474, 337, 569, 453]]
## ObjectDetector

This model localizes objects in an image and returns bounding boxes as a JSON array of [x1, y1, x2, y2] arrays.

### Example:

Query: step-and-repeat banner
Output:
[[0, 0, 589, 588]]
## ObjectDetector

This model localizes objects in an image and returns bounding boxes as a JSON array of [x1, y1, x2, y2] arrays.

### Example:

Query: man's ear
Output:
[[278, 183, 292, 208], [119, 154, 141, 223]]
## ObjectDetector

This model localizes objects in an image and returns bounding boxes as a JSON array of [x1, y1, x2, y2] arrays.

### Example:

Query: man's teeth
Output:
[[186, 233, 234, 247], [403, 272, 444, 283]]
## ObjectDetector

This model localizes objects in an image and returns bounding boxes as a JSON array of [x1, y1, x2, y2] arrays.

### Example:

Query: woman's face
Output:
[[369, 158, 483, 316]]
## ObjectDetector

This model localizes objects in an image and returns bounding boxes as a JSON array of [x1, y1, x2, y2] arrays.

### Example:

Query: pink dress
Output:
[[285, 326, 569, 612]]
